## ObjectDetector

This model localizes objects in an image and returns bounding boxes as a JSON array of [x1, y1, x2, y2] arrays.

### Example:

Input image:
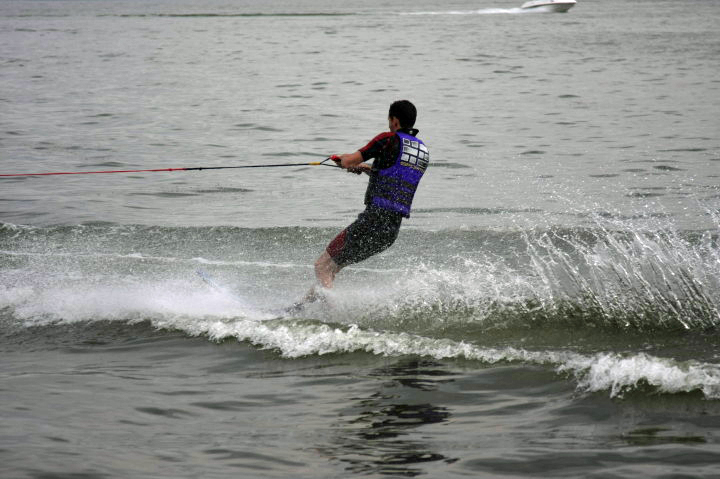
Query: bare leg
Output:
[[314, 251, 341, 288], [284, 252, 343, 314], [295, 252, 341, 303], [286, 250, 345, 314]]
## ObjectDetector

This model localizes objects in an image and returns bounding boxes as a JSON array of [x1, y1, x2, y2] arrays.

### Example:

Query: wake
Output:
[[404, 8, 527, 16]]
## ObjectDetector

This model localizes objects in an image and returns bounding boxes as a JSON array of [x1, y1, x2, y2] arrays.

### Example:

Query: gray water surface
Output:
[[2, 1, 719, 478]]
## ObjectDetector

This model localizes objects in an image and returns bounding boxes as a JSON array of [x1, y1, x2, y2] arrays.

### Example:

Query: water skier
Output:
[[309, 100, 430, 297]]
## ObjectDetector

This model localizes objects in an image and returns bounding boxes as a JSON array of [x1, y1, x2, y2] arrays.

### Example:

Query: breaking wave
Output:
[[1, 217, 719, 399]]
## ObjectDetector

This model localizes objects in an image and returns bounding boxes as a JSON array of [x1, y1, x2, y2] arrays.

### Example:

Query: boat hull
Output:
[[521, 0, 576, 12]]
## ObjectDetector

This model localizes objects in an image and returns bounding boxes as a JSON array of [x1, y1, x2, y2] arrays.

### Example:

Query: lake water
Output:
[[1, 0, 719, 477]]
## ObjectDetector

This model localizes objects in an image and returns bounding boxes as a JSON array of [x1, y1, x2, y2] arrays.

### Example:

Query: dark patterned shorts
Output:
[[326, 206, 402, 267]]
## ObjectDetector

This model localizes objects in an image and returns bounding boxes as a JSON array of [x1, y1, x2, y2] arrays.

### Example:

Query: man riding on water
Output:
[[311, 100, 430, 292]]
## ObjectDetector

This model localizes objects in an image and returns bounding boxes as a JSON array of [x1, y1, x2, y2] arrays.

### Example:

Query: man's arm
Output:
[[331, 131, 396, 175], [332, 151, 371, 175]]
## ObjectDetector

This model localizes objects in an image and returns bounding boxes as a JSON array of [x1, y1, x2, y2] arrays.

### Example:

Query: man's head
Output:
[[388, 100, 417, 132]]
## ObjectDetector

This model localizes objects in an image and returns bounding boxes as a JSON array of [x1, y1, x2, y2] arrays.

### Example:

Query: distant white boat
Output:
[[521, 0, 577, 13]]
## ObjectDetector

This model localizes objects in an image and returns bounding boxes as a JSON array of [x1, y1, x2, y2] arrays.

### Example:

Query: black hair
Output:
[[388, 100, 417, 129]]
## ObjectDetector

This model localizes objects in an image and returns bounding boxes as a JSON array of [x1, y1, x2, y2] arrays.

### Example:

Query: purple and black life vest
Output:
[[367, 131, 429, 217]]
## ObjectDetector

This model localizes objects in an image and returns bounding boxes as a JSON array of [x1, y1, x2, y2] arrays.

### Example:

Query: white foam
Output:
[[3, 273, 718, 399], [191, 256, 305, 269], [3, 219, 719, 400], [161, 317, 720, 399], [2, 278, 271, 325], [561, 352, 720, 398]]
